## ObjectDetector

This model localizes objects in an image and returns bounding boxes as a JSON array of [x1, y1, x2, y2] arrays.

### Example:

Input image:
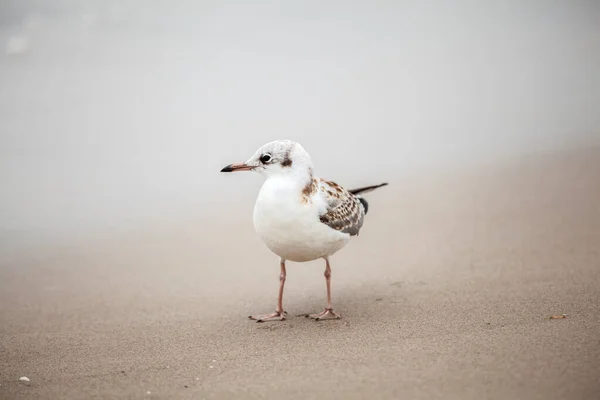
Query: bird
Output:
[[220, 140, 387, 322]]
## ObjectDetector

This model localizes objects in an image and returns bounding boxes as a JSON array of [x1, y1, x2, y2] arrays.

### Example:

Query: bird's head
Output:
[[220, 140, 313, 179]]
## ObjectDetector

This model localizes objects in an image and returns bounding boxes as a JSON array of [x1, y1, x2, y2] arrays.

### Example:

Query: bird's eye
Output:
[[260, 154, 272, 164]]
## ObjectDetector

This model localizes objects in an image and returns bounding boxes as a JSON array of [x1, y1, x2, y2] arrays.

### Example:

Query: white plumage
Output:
[[253, 173, 350, 262]]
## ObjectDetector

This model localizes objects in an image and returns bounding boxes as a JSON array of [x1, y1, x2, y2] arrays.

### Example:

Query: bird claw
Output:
[[249, 311, 287, 322], [305, 308, 341, 321]]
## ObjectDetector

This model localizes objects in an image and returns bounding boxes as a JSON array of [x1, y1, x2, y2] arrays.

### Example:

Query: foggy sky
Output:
[[1, 0, 599, 248]]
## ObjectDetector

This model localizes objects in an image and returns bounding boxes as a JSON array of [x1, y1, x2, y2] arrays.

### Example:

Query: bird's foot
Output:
[[305, 308, 341, 321], [248, 310, 287, 323]]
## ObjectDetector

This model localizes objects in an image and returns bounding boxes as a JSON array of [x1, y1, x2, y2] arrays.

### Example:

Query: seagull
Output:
[[220, 140, 387, 322]]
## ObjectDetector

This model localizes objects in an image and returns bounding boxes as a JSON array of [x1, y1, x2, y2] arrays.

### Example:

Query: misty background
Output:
[[1, 0, 599, 251]]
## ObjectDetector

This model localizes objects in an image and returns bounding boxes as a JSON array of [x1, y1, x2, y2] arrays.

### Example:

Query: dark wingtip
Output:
[[220, 164, 233, 172], [349, 182, 389, 195]]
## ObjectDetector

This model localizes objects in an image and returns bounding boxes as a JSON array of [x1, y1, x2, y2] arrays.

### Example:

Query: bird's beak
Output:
[[220, 162, 254, 172]]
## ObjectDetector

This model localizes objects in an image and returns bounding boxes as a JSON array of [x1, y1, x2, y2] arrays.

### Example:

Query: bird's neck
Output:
[[265, 165, 314, 193]]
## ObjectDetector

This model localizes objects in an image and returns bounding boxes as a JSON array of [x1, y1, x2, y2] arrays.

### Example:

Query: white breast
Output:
[[253, 177, 350, 262]]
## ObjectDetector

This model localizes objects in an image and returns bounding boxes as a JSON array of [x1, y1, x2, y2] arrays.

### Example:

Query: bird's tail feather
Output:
[[358, 197, 370, 214]]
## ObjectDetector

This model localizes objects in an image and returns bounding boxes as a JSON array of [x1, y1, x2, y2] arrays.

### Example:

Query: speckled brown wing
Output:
[[317, 179, 365, 236]]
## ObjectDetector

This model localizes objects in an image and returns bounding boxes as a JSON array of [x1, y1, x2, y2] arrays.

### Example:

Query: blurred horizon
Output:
[[1, 0, 599, 250]]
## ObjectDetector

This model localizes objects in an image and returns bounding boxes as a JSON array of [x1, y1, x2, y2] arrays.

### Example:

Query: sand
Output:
[[1, 146, 599, 399]]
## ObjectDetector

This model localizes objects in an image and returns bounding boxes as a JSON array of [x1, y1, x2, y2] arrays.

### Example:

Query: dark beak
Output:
[[220, 162, 254, 172]]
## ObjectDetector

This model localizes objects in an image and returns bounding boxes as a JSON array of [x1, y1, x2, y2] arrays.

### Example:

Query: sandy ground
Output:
[[1, 146, 599, 399]]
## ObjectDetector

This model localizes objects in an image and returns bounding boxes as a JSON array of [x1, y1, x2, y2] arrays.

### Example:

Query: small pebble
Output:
[[212, 359, 216, 362], [195, 377, 200, 381], [146, 391, 151, 395], [209, 366, 214, 369], [19, 377, 30, 383]]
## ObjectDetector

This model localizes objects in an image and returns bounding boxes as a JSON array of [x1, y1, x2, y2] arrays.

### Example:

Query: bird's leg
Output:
[[249, 259, 287, 322], [307, 258, 341, 320]]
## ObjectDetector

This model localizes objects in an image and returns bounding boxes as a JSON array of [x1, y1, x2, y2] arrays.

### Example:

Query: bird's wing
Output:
[[316, 179, 365, 236]]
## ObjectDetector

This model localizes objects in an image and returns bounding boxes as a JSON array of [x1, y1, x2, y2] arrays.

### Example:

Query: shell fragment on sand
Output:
[[549, 314, 568, 319]]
